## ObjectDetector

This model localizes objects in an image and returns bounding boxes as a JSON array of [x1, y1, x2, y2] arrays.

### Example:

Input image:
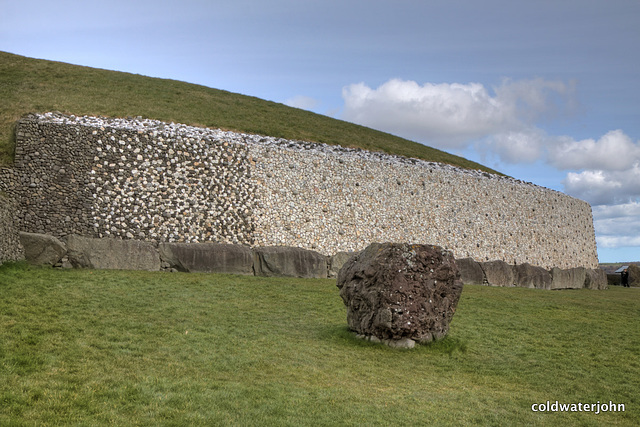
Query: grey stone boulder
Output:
[[480, 260, 516, 287], [67, 235, 160, 271], [585, 268, 607, 290], [253, 246, 328, 278], [159, 242, 253, 275], [337, 242, 463, 347], [328, 251, 358, 278], [456, 257, 485, 285], [550, 267, 587, 289], [19, 232, 66, 266], [515, 263, 552, 289]]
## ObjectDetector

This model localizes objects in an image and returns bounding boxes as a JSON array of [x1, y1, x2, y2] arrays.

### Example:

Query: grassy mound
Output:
[[0, 51, 498, 173]]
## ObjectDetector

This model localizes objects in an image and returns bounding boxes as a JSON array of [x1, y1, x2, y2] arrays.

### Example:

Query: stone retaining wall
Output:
[[0, 194, 24, 264], [0, 113, 599, 270]]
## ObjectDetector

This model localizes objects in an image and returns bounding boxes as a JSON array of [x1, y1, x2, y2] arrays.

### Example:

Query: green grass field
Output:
[[0, 51, 498, 174], [1, 262, 638, 426]]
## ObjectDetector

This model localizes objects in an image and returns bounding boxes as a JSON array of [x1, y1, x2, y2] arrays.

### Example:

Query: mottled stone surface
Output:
[[515, 263, 553, 289], [0, 195, 24, 264], [20, 232, 66, 265], [67, 234, 160, 271], [585, 268, 607, 290], [480, 260, 516, 287], [457, 257, 485, 285], [159, 242, 253, 274], [253, 246, 327, 278], [337, 243, 463, 346], [551, 267, 587, 289]]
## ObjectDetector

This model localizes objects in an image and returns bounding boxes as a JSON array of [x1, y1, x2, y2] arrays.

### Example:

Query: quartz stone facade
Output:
[[0, 113, 599, 270]]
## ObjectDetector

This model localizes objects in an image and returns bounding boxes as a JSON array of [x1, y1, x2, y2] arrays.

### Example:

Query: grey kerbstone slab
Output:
[[515, 263, 552, 289], [159, 242, 253, 275], [456, 257, 485, 286], [550, 267, 587, 289], [480, 260, 516, 287], [20, 232, 67, 265], [67, 235, 160, 271], [253, 246, 328, 278]]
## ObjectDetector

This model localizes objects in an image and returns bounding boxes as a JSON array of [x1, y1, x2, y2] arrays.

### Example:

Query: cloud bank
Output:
[[342, 77, 574, 154], [341, 77, 640, 254]]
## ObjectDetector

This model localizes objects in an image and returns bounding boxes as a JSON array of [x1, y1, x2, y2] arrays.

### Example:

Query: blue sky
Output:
[[2, 0, 639, 262]]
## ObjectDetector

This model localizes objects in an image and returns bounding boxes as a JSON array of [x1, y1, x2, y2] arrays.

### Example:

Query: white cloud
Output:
[[592, 202, 640, 248], [548, 130, 640, 171], [563, 166, 640, 206], [283, 95, 319, 111], [557, 134, 640, 253], [341, 77, 573, 152], [479, 128, 548, 164]]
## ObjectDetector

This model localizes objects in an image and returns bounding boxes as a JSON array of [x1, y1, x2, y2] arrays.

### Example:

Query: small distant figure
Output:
[[621, 268, 630, 287]]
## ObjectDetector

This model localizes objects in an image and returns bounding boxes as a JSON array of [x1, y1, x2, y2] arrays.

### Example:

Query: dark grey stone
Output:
[[67, 235, 160, 271], [253, 246, 328, 278], [585, 268, 608, 290], [337, 242, 463, 346], [515, 263, 552, 289], [456, 257, 485, 285], [19, 232, 67, 265], [0, 194, 25, 264], [159, 242, 253, 275], [480, 260, 516, 287], [550, 267, 587, 289]]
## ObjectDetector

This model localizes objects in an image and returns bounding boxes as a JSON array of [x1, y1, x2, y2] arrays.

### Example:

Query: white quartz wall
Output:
[[3, 113, 599, 270]]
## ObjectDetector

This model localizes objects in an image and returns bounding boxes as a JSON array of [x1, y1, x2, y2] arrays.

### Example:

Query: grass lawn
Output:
[[1, 262, 638, 426]]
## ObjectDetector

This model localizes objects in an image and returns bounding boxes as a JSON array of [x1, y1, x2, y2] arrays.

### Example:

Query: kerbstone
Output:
[[67, 235, 160, 271], [159, 242, 253, 274], [481, 260, 516, 287], [20, 232, 67, 265], [584, 268, 607, 290], [456, 257, 485, 285], [551, 267, 587, 289], [253, 246, 328, 278], [515, 263, 552, 289]]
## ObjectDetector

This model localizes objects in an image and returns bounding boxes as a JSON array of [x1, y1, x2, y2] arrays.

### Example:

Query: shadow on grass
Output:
[[321, 325, 468, 355], [0, 260, 32, 276]]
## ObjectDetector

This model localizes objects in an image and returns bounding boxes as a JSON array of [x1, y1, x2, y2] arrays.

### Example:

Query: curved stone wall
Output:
[[0, 194, 25, 264], [0, 113, 599, 270]]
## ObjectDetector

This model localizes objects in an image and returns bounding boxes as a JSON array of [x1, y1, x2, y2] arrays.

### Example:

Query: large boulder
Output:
[[456, 257, 485, 285], [550, 267, 587, 289], [480, 260, 516, 287], [19, 232, 67, 266], [253, 246, 328, 278], [585, 268, 608, 290], [66, 235, 160, 271], [336, 242, 463, 348], [159, 243, 253, 275], [515, 263, 552, 289]]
